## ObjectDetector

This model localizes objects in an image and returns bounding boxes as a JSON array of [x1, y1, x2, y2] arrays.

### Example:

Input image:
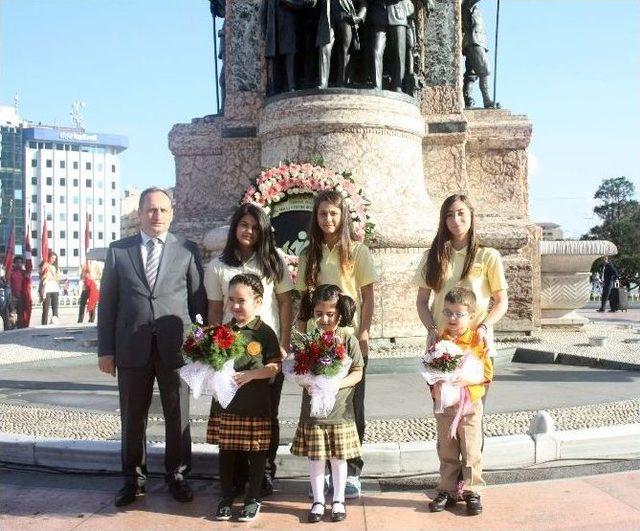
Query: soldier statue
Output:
[[462, 0, 495, 108]]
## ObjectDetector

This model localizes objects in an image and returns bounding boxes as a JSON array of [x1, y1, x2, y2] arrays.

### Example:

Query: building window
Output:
[[31, 159, 37, 167], [71, 145, 79, 152], [46, 213, 52, 221], [72, 196, 79, 205], [31, 177, 37, 185], [111, 164, 116, 173], [59, 160, 66, 169], [47, 230, 52, 238], [73, 161, 79, 170], [31, 212, 37, 221], [111, 198, 116, 206], [73, 248, 79, 257], [73, 231, 79, 239], [60, 178, 66, 186], [86, 179, 92, 187], [46, 159, 52, 168], [112, 232, 116, 240], [98, 198, 103, 206], [31, 230, 37, 239], [73, 179, 78, 187], [46, 195, 52, 204], [60, 213, 66, 221], [97, 214, 104, 223], [46, 177, 52, 186], [60, 248, 66, 256], [44, 142, 53, 149], [32, 248, 38, 257], [111, 215, 116, 223], [31, 195, 37, 204], [111, 181, 116, 190], [73, 213, 79, 222], [85, 162, 92, 170], [56, 143, 64, 150], [60, 230, 66, 239], [59, 196, 65, 204], [87, 197, 93, 205], [29, 141, 37, 148], [98, 232, 103, 240]]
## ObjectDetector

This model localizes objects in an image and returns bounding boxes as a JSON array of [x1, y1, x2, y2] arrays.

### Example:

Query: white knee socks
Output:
[[330, 458, 347, 503], [309, 459, 327, 509]]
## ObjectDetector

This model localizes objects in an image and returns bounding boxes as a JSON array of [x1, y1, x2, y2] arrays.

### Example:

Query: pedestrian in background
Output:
[[39, 251, 60, 325], [597, 256, 619, 312]]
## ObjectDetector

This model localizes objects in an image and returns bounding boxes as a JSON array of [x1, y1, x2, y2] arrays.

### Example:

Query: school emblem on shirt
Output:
[[471, 264, 483, 277], [247, 341, 262, 356]]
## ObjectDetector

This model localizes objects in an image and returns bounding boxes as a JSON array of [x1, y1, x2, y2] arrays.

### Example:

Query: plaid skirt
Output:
[[207, 413, 271, 452], [291, 422, 361, 460]]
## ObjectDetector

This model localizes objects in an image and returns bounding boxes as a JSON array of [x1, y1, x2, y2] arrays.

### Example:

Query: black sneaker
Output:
[[238, 499, 261, 522], [215, 499, 233, 521], [260, 474, 274, 498], [428, 491, 457, 512], [464, 492, 482, 516]]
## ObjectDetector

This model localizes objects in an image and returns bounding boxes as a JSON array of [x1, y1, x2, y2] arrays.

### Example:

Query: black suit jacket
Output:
[[97, 232, 207, 369]]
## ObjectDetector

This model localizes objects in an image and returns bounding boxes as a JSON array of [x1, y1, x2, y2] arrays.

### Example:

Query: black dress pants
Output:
[[600, 282, 613, 310], [117, 338, 191, 486], [78, 288, 89, 322], [41, 292, 59, 325]]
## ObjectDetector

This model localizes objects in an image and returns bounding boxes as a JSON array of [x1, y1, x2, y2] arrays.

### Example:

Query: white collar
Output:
[[140, 230, 168, 245]]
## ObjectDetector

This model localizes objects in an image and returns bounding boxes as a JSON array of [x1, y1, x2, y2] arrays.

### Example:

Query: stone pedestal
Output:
[[540, 240, 617, 327], [259, 89, 436, 247]]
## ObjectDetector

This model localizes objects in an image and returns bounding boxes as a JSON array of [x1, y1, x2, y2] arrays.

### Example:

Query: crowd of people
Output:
[[97, 187, 508, 523], [0, 250, 102, 330]]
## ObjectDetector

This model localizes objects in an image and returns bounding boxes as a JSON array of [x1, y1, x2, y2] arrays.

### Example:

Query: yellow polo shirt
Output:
[[295, 242, 378, 335], [413, 246, 508, 332]]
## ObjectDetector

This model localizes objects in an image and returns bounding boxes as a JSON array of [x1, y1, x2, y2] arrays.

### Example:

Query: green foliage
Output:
[[583, 177, 640, 289]]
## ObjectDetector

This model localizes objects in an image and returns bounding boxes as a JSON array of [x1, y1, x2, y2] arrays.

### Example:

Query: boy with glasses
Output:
[[428, 287, 493, 516]]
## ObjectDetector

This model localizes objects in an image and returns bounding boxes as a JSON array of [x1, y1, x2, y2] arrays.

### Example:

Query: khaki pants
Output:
[[435, 399, 485, 494]]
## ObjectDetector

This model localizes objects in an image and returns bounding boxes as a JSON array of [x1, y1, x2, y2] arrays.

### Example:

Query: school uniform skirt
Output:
[[207, 413, 271, 452], [291, 421, 361, 460]]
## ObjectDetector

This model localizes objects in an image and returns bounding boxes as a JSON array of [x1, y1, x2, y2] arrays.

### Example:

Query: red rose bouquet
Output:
[[180, 324, 248, 405], [283, 328, 352, 418]]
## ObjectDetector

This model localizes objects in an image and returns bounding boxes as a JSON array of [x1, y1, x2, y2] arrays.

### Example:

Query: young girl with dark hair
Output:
[[414, 194, 508, 353], [204, 203, 294, 494], [295, 190, 378, 498], [292, 284, 364, 523], [208, 273, 281, 523]]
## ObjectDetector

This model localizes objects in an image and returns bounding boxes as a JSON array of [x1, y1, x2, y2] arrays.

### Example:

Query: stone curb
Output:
[[2, 423, 639, 477], [512, 347, 640, 371]]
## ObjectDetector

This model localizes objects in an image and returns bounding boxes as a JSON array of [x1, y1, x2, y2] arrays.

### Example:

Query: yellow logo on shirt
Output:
[[471, 264, 483, 277], [247, 341, 262, 356]]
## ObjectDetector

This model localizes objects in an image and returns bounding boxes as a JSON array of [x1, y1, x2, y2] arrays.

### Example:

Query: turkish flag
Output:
[[41, 217, 49, 264]]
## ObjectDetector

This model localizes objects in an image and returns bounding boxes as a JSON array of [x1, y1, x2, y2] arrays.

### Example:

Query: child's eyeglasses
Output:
[[442, 309, 469, 319]]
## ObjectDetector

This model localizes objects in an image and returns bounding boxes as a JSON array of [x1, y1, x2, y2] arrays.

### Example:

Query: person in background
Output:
[[0, 266, 10, 330], [597, 256, 619, 312], [79, 260, 104, 323], [9, 256, 31, 328], [40, 251, 61, 325]]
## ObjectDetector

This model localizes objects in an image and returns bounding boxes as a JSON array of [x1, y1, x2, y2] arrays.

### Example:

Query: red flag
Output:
[[3, 217, 15, 275], [41, 217, 49, 264], [22, 222, 33, 327], [84, 212, 91, 258]]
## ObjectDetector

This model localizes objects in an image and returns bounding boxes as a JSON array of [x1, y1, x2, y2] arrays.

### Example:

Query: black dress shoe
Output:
[[464, 492, 483, 515], [115, 484, 145, 507], [428, 491, 457, 512], [168, 478, 194, 502], [331, 501, 346, 522], [308, 502, 324, 523]]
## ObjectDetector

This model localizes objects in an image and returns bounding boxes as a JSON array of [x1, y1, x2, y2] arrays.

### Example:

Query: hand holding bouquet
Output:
[[420, 339, 485, 438], [179, 324, 248, 406], [283, 328, 352, 418]]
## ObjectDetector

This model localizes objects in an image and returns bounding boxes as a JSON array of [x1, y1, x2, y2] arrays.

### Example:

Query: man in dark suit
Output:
[[597, 255, 619, 312], [98, 187, 207, 507]]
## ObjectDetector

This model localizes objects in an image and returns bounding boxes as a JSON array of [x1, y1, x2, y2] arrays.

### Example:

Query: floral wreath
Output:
[[241, 161, 375, 243]]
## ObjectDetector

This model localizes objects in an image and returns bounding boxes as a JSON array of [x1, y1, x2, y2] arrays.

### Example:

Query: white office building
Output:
[[23, 127, 128, 274]]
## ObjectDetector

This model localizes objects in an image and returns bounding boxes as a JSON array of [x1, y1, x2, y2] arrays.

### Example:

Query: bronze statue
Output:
[[264, 0, 300, 93], [462, 0, 494, 108], [316, 0, 368, 88]]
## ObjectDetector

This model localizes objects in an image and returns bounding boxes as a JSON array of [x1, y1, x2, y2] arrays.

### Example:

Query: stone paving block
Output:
[[398, 440, 439, 474], [512, 347, 556, 364], [483, 434, 535, 468], [0, 432, 36, 465], [361, 443, 401, 475], [34, 439, 120, 471], [556, 423, 640, 460]]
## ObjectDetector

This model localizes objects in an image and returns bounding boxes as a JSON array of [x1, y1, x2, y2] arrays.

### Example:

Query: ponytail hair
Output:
[[228, 273, 264, 299], [298, 284, 356, 327]]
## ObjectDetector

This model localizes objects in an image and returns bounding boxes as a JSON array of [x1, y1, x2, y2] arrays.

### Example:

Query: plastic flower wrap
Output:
[[283, 328, 352, 418], [179, 324, 248, 407], [420, 339, 485, 438]]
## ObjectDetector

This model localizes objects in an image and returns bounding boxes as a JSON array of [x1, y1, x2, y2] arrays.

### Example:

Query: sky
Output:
[[1, 0, 639, 239]]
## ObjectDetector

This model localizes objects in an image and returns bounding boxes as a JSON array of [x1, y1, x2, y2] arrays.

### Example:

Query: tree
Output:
[[583, 176, 640, 290]]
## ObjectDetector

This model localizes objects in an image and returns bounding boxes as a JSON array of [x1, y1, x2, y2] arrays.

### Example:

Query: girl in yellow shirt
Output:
[[414, 194, 508, 353], [295, 190, 378, 498]]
